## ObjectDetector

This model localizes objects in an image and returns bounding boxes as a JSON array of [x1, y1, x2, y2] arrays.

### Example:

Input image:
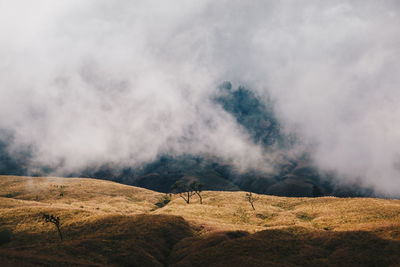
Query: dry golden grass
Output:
[[156, 189, 400, 234], [1, 175, 400, 266]]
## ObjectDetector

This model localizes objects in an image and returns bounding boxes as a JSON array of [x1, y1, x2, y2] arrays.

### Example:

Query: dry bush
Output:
[[154, 194, 171, 209]]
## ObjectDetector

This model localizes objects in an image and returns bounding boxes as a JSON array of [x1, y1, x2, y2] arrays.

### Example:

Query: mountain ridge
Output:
[[0, 83, 377, 198]]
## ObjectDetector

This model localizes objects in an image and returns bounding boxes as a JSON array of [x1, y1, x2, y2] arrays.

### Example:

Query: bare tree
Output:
[[246, 192, 256, 210], [42, 214, 63, 241]]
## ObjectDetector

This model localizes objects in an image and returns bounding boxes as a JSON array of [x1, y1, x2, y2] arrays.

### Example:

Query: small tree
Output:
[[189, 181, 204, 204], [171, 180, 204, 204], [171, 180, 195, 204], [246, 192, 256, 210], [42, 214, 63, 241]]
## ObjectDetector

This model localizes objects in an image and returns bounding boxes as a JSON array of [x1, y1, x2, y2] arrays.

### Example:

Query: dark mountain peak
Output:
[[215, 84, 284, 148]]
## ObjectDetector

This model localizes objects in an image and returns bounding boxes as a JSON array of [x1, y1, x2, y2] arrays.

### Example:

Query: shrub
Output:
[[155, 194, 171, 208]]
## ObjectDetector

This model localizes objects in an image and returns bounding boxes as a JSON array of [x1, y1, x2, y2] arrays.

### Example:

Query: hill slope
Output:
[[1, 175, 400, 266], [0, 84, 376, 198]]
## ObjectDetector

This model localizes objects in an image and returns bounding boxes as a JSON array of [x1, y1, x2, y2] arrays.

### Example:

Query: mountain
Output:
[[1, 176, 399, 266], [92, 83, 373, 197], [0, 84, 375, 197]]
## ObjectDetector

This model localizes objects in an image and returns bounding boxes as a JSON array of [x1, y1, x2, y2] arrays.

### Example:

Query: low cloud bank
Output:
[[1, 1, 399, 195]]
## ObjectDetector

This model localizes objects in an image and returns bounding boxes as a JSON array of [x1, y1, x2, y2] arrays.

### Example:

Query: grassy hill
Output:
[[0, 175, 400, 266]]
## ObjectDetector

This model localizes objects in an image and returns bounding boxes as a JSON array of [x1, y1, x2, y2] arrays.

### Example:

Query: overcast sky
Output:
[[1, 1, 399, 195]]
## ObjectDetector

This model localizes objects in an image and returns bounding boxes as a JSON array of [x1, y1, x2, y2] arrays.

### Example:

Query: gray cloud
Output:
[[0, 1, 399, 195]]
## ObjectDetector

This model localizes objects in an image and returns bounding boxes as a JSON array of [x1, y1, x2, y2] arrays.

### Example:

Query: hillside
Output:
[[71, 84, 376, 197], [1, 175, 400, 266], [0, 85, 374, 198]]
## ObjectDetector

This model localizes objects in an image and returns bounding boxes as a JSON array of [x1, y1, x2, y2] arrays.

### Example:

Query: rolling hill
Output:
[[1, 175, 400, 266]]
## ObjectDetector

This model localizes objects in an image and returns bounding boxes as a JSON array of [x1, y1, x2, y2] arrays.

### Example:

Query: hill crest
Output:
[[1, 175, 400, 266]]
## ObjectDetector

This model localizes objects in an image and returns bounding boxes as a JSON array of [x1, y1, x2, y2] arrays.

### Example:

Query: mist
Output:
[[1, 1, 399, 195]]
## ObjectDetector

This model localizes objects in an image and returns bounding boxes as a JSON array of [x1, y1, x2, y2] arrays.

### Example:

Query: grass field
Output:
[[1, 175, 400, 266]]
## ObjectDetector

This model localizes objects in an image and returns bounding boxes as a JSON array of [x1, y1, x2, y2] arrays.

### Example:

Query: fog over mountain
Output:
[[1, 1, 399, 196]]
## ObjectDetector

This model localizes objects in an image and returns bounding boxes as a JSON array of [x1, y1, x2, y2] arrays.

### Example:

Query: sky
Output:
[[0, 1, 400, 195]]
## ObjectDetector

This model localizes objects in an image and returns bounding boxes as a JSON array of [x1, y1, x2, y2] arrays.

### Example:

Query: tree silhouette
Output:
[[189, 181, 204, 204], [42, 214, 62, 241], [246, 192, 256, 210], [171, 180, 194, 204], [171, 180, 204, 204]]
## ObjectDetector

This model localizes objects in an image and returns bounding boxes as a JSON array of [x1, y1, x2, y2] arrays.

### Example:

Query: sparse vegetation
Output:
[[171, 180, 194, 204], [233, 207, 250, 223], [296, 212, 315, 222], [57, 185, 66, 197], [190, 181, 204, 204], [1, 175, 400, 266], [42, 214, 63, 241], [246, 192, 256, 210], [171, 180, 204, 204], [154, 194, 171, 209], [272, 201, 296, 210]]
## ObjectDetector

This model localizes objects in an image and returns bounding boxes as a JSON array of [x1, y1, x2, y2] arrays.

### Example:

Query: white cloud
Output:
[[0, 1, 399, 195]]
